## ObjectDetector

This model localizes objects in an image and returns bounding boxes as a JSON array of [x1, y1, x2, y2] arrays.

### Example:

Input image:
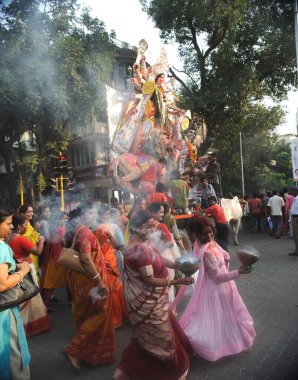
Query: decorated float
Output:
[[110, 39, 205, 196]]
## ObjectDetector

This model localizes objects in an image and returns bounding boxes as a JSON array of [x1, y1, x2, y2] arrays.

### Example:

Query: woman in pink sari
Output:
[[114, 210, 194, 380], [172, 215, 256, 361]]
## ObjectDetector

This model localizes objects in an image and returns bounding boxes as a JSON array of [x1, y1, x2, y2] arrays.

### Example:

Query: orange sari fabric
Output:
[[66, 226, 115, 365], [95, 224, 126, 328]]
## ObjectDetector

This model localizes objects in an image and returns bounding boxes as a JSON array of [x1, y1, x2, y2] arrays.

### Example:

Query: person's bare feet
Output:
[[113, 368, 129, 379], [63, 350, 81, 370]]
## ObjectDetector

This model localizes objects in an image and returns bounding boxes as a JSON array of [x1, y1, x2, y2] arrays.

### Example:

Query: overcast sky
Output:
[[82, 0, 298, 135]]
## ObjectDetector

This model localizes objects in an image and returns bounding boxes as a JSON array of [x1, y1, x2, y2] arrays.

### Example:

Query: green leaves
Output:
[[142, 0, 295, 192], [0, 0, 115, 201]]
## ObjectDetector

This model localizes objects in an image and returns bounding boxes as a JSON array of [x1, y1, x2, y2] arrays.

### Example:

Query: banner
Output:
[[291, 138, 298, 180], [105, 85, 128, 147]]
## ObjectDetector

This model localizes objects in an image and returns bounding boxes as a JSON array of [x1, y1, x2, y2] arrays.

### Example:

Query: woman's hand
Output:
[[238, 265, 252, 275], [95, 278, 107, 299], [16, 262, 31, 276], [178, 276, 194, 285]]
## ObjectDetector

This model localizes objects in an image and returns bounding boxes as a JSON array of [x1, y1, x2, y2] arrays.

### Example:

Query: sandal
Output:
[[63, 350, 81, 371]]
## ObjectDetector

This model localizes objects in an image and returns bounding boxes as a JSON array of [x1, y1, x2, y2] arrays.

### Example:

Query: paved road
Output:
[[28, 231, 298, 380]]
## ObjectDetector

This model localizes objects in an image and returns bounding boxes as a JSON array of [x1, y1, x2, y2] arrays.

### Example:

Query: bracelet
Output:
[[15, 272, 23, 283], [92, 273, 100, 280]]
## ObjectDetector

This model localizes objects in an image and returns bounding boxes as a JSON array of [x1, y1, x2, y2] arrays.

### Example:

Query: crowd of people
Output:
[[240, 188, 296, 242], [0, 187, 257, 379]]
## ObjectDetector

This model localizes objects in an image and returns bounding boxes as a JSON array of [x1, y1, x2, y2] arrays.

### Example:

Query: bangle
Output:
[[92, 273, 100, 280], [15, 272, 23, 283]]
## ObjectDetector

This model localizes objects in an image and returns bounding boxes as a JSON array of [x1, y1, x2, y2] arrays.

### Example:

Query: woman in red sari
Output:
[[64, 205, 115, 371], [113, 210, 194, 380], [8, 214, 50, 337]]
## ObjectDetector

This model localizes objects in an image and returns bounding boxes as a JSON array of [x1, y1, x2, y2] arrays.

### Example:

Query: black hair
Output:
[[156, 182, 166, 192], [17, 204, 33, 215], [162, 202, 170, 214], [37, 205, 50, 216], [208, 196, 217, 203], [187, 214, 215, 240], [12, 214, 26, 230], [68, 207, 81, 221], [148, 202, 163, 214], [128, 197, 147, 218], [0, 209, 14, 224], [110, 197, 119, 206], [200, 176, 207, 182], [129, 210, 153, 234]]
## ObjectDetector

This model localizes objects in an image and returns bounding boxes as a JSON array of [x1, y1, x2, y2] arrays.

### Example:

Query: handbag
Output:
[[0, 271, 40, 312], [58, 227, 86, 274]]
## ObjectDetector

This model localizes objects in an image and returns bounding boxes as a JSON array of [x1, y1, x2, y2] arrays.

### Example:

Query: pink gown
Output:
[[172, 241, 256, 361]]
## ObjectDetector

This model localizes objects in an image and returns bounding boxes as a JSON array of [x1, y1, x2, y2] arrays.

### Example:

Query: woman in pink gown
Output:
[[172, 215, 256, 361]]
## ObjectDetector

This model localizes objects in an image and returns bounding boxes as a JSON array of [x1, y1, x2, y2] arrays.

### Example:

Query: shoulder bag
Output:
[[0, 271, 40, 312], [58, 227, 86, 274]]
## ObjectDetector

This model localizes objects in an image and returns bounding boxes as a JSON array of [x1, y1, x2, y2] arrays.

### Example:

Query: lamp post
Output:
[[19, 173, 24, 205], [239, 132, 245, 197], [295, 0, 298, 82]]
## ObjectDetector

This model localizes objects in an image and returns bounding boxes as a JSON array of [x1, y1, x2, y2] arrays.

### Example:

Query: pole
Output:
[[239, 132, 245, 196], [19, 173, 24, 205], [294, 0, 298, 82], [60, 174, 64, 211]]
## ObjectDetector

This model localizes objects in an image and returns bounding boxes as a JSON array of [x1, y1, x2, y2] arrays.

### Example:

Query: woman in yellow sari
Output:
[[64, 205, 115, 371], [17, 205, 40, 275]]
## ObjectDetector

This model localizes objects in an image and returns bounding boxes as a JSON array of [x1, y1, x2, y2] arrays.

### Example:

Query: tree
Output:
[[219, 132, 293, 195], [0, 0, 115, 204]]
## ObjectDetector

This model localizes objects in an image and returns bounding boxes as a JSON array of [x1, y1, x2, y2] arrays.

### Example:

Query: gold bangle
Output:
[[15, 272, 23, 283]]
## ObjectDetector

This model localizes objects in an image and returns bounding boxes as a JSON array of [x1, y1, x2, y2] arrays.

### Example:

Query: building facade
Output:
[[67, 39, 137, 204]]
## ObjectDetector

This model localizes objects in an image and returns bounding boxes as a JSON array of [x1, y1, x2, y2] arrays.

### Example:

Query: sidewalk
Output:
[[28, 230, 298, 380]]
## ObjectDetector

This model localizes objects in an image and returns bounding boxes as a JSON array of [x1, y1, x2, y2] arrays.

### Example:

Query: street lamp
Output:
[[239, 131, 245, 197]]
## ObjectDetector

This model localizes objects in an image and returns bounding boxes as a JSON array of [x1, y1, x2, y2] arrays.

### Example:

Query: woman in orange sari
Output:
[[64, 205, 115, 371], [94, 206, 126, 328]]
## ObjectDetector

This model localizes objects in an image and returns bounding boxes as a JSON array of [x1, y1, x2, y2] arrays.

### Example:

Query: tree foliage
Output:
[[141, 0, 296, 192], [0, 0, 115, 203]]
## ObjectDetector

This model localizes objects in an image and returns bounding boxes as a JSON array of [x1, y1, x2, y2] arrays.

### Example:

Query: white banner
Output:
[[291, 138, 298, 180], [105, 85, 128, 146]]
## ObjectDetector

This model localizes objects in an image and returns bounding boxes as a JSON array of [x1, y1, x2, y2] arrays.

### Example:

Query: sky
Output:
[[82, 0, 298, 135]]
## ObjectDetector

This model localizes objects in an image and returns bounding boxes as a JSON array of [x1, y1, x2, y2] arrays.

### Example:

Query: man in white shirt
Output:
[[289, 187, 298, 256], [267, 190, 285, 239]]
